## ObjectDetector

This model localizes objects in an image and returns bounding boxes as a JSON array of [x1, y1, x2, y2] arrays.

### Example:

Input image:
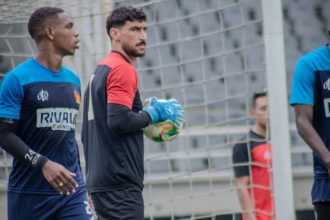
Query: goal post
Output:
[[262, 0, 296, 219]]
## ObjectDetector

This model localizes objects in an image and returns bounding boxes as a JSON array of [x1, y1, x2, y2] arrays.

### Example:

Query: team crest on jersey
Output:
[[37, 89, 49, 102], [36, 108, 78, 131], [74, 89, 81, 105], [264, 150, 272, 160], [323, 79, 330, 91]]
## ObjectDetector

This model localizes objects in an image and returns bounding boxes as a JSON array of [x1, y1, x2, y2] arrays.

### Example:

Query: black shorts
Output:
[[314, 202, 330, 220], [91, 184, 144, 220]]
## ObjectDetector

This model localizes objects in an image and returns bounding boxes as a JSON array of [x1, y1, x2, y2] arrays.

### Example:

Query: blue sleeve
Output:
[[290, 58, 314, 106], [0, 73, 24, 119]]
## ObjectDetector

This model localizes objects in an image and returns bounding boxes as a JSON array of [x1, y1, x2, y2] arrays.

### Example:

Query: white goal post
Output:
[[262, 0, 295, 219]]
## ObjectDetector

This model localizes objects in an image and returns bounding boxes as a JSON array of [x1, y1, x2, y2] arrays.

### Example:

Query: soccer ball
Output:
[[144, 120, 183, 142], [143, 98, 184, 143]]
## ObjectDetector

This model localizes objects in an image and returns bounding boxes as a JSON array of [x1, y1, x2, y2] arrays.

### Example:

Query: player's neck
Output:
[[112, 45, 136, 64], [251, 124, 267, 138], [34, 41, 64, 72], [35, 51, 63, 72]]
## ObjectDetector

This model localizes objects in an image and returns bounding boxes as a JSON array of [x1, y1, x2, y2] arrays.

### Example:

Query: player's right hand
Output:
[[41, 160, 78, 195], [143, 97, 185, 127]]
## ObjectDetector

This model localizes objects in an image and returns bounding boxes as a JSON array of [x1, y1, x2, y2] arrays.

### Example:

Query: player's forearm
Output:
[[107, 103, 150, 134], [296, 115, 330, 162], [0, 118, 48, 167], [237, 189, 256, 220]]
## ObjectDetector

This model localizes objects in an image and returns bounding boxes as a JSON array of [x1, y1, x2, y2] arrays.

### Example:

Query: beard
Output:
[[122, 42, 145, 57]]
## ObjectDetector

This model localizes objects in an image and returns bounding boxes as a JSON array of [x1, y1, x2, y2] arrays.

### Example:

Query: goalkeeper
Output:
[[81, 5, 184, 220]]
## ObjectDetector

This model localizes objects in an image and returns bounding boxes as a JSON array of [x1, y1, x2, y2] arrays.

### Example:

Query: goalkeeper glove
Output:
[[143, 97, 185, 127]]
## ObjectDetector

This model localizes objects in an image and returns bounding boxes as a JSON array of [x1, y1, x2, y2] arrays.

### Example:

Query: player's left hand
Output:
[[143, 97, 185, 127], [41, 160, 78, 195]]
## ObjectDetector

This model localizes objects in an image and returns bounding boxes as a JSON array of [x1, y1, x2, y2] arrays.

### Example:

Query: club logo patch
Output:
[[74, 89, 81, 105], [323, 79, 330, 91], [264, 150, 272, 160], [37, 89, 49, 102]]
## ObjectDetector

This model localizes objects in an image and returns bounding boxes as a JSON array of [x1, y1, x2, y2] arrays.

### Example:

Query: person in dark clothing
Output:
[[81, 6, 184, 220], [0, 7, 93, 220], [290, 37, 330, 220], [232, 92, 273, 220]]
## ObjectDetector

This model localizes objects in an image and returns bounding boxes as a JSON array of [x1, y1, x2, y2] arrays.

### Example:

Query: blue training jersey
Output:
[[290, 44, 330, 202], [0, 58, 85, 194]]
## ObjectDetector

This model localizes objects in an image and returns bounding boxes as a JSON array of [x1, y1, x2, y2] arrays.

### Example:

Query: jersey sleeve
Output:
[[106, 64, 138, 109], [290, 58, 315, 106], [0, 73, 24, 120], [232, 142, 250, 177]]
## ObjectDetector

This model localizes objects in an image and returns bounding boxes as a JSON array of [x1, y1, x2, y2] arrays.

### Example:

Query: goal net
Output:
[[135, 0, 267, 219], [0, 0, 321, 219]]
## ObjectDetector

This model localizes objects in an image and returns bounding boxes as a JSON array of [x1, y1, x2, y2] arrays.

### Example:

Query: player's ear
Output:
[[109, 28, 120, 41], [44, 26, 55, 41]]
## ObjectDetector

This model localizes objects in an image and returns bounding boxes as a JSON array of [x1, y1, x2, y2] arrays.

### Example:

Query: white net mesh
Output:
[[134, 0, 266, 219], [1, 0, 329, 219]]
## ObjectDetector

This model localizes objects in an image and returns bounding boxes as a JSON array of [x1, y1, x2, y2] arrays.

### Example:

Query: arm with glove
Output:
[[143, 97, 185, 127]]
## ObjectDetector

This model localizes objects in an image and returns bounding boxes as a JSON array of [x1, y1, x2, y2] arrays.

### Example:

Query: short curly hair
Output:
[[106, 6, 146, 36], [28, 7, 64, 42]]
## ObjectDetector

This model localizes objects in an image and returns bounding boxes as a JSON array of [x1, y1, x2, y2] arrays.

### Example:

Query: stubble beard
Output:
[[122, 43, 145, 58]]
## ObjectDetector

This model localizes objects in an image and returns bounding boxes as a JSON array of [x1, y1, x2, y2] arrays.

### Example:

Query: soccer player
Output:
[[290, 39, 330, 220], [82, 6, 184, 220], [232, 92, 273, 220], [0, 7, 93, 220]]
